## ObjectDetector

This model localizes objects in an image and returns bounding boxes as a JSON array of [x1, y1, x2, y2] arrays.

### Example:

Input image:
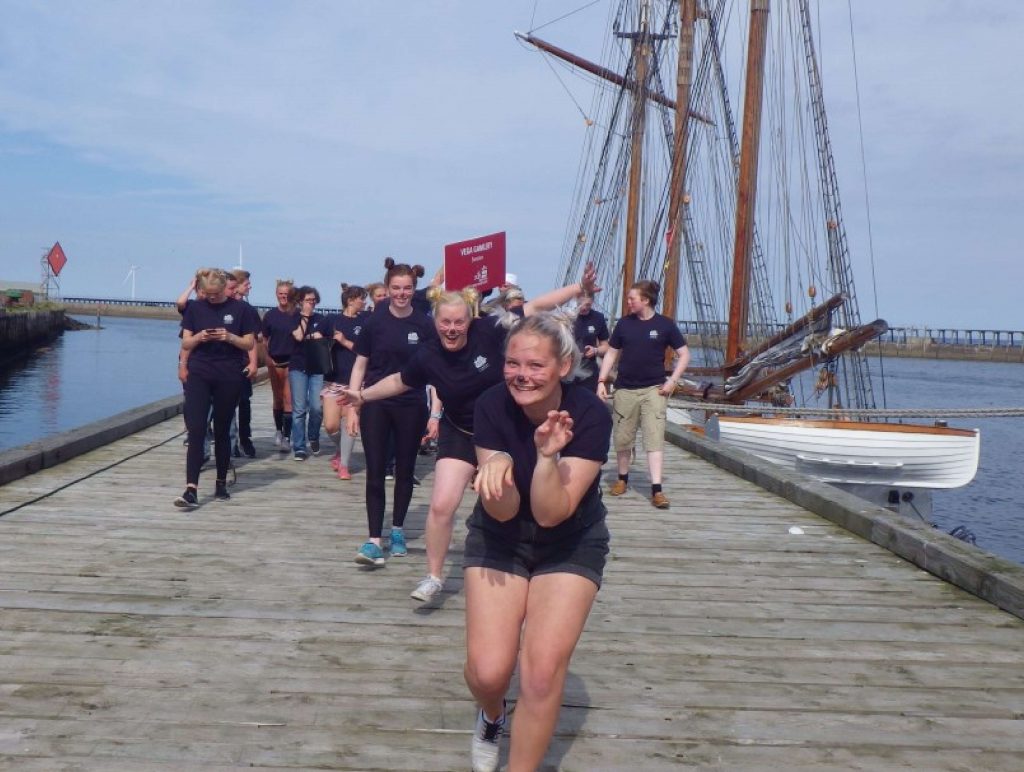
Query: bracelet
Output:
[[430, 412, 443, 420], [483, 450, 512, 465]]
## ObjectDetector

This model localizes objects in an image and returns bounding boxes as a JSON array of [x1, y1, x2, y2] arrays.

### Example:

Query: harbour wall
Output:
[[0, 309, 65, 356]]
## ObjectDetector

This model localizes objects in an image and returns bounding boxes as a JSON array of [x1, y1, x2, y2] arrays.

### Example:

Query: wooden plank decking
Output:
[[1, 382, 1023, 770]]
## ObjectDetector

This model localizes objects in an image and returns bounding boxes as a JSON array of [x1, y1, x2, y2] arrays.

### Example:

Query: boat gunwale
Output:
[[713, 415, 978, 438]]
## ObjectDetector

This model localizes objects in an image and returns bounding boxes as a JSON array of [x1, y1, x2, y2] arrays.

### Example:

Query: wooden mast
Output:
[[725, 0, 771, 367], [661, 0, 697, 335], [620, 0, 652, 317]]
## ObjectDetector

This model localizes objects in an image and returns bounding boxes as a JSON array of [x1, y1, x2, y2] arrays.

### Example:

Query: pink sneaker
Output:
[[337, 465, 351, 480], [330, 454, 340, 471]]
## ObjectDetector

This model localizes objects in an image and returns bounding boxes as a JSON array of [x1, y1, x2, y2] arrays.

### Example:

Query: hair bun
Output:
[[412, 264, 426, 278], [384, 257, 396, 270]]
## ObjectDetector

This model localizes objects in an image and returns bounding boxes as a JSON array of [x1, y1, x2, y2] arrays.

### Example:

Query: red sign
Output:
[[444, 231, 506, 293], [46, 242, 67, 276]]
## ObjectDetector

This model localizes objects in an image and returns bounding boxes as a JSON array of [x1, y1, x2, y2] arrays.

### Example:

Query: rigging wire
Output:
[[528, 0, 606, 35], [845, 0, 887, 409]]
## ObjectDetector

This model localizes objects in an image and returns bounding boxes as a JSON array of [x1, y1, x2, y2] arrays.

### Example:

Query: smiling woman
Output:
[[463, 311, 611, 772]]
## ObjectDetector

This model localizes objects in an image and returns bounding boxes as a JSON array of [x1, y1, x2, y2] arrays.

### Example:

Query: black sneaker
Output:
[[412, 475, 421, 487], [214, 481, 231, 501], [240, 438, 256, 458], [232, 442, 242, 458], [309, 439, 321, 456], [174, 488, 199, 509]]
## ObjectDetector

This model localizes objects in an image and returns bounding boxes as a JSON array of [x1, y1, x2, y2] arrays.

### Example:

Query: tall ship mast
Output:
[[518, 0, 980, 515]]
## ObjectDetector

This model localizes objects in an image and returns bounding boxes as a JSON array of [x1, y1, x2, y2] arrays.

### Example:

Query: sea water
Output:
[[2, 317, 1023, 565]]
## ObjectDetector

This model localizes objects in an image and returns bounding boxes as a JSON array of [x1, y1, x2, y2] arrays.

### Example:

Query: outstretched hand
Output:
[[534, 410, 574, 458], [474, 452, 514, 501], [581, 262, 602, 297]]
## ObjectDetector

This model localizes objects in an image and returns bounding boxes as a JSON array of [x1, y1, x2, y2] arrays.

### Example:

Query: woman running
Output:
[[289, 285, 328, 461], [347, 259, 436, 566], [464, 312, 611, 772], [322, 283, 368, 479], [261, 280, 298, 450], [175, 268, 259, 507], [341, 268, 600, 601], [596, 279, 690, 509]]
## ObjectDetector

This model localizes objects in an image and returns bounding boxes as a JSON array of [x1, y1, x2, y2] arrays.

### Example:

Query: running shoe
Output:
[[412, 475, 421, 487], [294, 450, 308, 462], [330, 453, 340, 471], [355, 541, 386, 567], [384, 469, 395, 481], [231, 442, 242, 459], [214, 481, 231, 501], [173, 488, 199, 509], [470, 704, 505, 772], [337, 465, 351, 481], [240, 438, 256, 458], [274, 430, 284, 447], [389, 528, 408, 557], [310, 439, 321, 456], [410, 576, 443, 602]]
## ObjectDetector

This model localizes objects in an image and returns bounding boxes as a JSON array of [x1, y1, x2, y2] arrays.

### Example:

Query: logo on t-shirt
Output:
[[223, 314, 234, 325], [648, 330, 659, 340], [354, 326, 362, 336], [587, 325, 596, 334], [407, 332, 419, 345], [474, 355, 489, 372]]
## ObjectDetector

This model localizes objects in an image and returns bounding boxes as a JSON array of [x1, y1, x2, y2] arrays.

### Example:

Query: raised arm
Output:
[[523, 262, 601, 316]]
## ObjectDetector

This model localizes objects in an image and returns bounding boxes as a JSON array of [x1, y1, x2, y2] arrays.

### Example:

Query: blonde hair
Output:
[[196, 268, 227, 294], [427, 286, 480, 318]]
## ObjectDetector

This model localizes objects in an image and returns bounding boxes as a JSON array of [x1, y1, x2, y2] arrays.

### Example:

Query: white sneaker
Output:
[[274, 430, 284, 447], [471, 705, 505, 772], [410, 576, 443, 602]]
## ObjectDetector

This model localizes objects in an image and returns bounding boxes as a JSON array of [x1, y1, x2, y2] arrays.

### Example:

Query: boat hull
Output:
[[703, 416, 980, 489]]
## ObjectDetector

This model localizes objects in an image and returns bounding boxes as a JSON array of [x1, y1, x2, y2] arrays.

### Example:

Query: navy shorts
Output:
[[437, 418, 476, 466], [463, 516, 610, 588]]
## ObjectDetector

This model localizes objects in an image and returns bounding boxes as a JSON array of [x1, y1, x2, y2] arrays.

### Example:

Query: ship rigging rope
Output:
[[527, 0, 604, 35], [667, 398, 1024, 419]]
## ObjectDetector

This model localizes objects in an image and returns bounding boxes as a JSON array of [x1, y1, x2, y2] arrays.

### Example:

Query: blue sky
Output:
[[0, 1, 1020, 328]]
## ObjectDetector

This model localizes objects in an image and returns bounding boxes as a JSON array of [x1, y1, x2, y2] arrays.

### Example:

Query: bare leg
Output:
[[464, 567, 529, 722], [647, 449, 664, 485], [616, 449, 631, 476], [509, 573, 599, 772], [424, 458, 476, 578]]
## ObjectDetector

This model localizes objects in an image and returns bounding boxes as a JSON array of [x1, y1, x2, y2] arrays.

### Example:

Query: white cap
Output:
[[505, 272, 518, 286]]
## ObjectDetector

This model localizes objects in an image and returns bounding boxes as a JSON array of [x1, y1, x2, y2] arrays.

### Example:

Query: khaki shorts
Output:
[[612, 385, 667, 452]]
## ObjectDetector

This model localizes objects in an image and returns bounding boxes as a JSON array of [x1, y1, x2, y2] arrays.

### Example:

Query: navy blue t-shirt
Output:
[[400, 315, 506, 433], [290, 312, 328, 374], [470, 381, 611, 544], [573, 308, 610, 378], [608, 313, 687, 389], [354, 307, 436, 406], [181, 298, 260, 380], [261, 308, 298, 364], [324, 311, 368, 384]]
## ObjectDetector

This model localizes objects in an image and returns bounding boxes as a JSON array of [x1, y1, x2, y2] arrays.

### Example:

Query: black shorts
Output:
[[463, 516, 610, 588], [437, 418, 476, 465]]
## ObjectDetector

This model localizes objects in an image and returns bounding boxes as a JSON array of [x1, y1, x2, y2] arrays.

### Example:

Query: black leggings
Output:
[[184, 375, 244, 486], [360, 399, 428, 538]]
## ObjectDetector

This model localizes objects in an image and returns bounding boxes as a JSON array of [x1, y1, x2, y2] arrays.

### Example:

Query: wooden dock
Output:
[[2, 383, 1024, 770]]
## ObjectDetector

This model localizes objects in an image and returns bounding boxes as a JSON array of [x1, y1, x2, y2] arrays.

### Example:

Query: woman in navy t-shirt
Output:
[[347, 258, 437, 567], [260, 280, 298, 449], [175, 268, 259, 508], [596, 279, 690, 509], [288, 285, 328, 460], [321, 283, 367, 479], [462, 312, 611, 772], [340, 267, 602, 601]]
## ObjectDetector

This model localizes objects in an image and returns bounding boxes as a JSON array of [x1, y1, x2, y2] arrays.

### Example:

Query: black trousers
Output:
[[184, 374, 244, 485], [360, 399, 428, 538], [237, 379, 253, 441]]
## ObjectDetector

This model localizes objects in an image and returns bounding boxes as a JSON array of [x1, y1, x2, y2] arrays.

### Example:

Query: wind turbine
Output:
[[122, 264, 142, 300]]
